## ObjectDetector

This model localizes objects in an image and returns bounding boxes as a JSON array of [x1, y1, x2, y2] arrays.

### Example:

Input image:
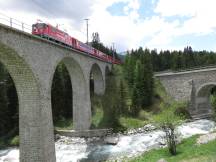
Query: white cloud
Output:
[[155, 0, 216, 36], [128, 0, 140, 10], [155, 0, 197, 17], [0, 0, 94, 26], [1, 0, 216, 52], [147, 0, 216, 50], [88, 0, 216, 51]]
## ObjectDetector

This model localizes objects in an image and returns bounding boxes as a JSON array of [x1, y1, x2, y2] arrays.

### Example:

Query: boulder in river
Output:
[[104, 136, 119, 145], [143, 124, 157, 132]]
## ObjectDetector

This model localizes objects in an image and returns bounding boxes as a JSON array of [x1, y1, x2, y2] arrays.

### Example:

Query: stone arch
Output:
[[194, 82, 216, 118], [51, 56, 91, 130], [196, 82, 216, 97], [90, 63, 105, 95], [0, 42, 55, 161], [51, 62, 72, 125]]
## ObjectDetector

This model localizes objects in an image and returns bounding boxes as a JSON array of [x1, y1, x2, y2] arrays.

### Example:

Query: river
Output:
[[0, 119, 215, 162]]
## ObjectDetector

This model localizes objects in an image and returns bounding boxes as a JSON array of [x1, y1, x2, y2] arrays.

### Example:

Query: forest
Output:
[[1, 42, 216, 147]]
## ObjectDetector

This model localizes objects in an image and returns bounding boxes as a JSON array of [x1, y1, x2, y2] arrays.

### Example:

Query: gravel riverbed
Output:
[[0, 119, 215, 162]]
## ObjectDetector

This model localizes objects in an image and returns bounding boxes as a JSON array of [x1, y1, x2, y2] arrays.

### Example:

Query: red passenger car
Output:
[[32, 22, 121, 64]]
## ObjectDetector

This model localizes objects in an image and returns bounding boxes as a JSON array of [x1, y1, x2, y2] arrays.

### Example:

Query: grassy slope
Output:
[[119, 77, 179, 129], [129, 135, 216, 162]]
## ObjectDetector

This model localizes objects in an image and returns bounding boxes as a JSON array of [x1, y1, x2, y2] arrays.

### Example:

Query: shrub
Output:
[[210, 93, 216, 121], [154, 102, 184, 155], [174, 103, 191, 119], [10, 135, 19, 146], [138, 110, 151, 120]]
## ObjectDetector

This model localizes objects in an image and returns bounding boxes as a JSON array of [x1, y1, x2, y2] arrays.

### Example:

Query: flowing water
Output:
[[0, 119, 215, 162]]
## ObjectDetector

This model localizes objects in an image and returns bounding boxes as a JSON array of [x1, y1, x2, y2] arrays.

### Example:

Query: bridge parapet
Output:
[[155, 67, 216, 120]]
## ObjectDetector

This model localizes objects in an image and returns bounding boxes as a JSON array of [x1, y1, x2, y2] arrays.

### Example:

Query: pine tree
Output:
[[131, 60, 142, 116], [141, 50, 154, 107], [127, 55, 136, 90], [119, 79, 127, 115], [99, 67, 122, 131]]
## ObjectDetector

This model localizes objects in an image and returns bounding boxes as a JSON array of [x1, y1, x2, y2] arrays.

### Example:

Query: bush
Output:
[[154, 102, 184, 155], [138, 110, 151, 120], [210, 93, 216, 121], [174, 103, 191, 119], [10, 135, 19, 146], [54, 117, 73, 130], [120, 117, 148, 129]]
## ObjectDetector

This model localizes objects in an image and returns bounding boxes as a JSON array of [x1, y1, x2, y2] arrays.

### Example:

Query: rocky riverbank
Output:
[[0, 119, 215, 162]]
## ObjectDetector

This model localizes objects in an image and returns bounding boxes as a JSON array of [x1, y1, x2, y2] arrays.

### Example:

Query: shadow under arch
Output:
[[51, 56, 91, 130], [196, 82, 216, 97], [195, 82, 216, 118], [51, 62, 73, 127], [90, 63, 105, 95], [0, 42, 56, 161], [105, 65, 111, 78]]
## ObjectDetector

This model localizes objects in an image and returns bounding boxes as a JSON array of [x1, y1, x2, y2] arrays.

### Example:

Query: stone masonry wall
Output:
[[0, 24, 111, 161], [155, 69, 216, 119]]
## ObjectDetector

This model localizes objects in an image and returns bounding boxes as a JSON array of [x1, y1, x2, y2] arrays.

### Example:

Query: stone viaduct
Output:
[[0, 24, 111, 161], [155, 68, 216, 120]]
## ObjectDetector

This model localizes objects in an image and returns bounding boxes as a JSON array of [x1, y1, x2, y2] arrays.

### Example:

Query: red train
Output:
[[32, 23, 121, 64]]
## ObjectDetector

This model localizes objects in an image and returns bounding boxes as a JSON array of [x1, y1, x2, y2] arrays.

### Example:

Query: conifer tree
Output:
[[100, 67, 122, 131], [131, 60, 142, 116], [141, 49, 154, 107], [119, 79, 127, 115]]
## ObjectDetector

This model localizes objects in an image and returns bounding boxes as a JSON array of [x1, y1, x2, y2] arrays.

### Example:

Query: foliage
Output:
[[9, 135, 19, 146], [138, 110, 152, 120], [153, 102, 185, 155], [91, 108, 104, 128], [151, 47, 216, 72], [0, 63, 18, 139], [91, 32, 119, 60], [123, 53, 136, 89], [174, 104, 191, 119], [129, 135, 216, 162], [54, 118, 73, 130], [210, 90, 216, 120], [90, 94, 104, 128], [125, 48, 154, 116], [154, 78, 172, 103], [51, 63, 72, 124], [98, 66, 125, 132], [119, 79, 128, 115], [119, 116, 149, 129], [1, 45, 216, 146]]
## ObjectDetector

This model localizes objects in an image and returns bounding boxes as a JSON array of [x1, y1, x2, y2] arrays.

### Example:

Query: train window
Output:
[[51, 27, 57, 32], [37, 23, 46, 29], [32, 24, 37, 30]]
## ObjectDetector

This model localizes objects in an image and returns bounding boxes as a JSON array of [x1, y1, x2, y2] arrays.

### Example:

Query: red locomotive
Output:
[[32, 23, 121, 64]]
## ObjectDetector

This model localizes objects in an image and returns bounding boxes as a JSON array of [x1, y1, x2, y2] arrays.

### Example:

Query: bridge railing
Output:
[[0, 12, 32, 33]]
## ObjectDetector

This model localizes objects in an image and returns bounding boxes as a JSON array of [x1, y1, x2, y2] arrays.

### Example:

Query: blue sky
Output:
[[105, 0, 216, 52], [108, 0, 158, 18], [0, 0, 216, 53]]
